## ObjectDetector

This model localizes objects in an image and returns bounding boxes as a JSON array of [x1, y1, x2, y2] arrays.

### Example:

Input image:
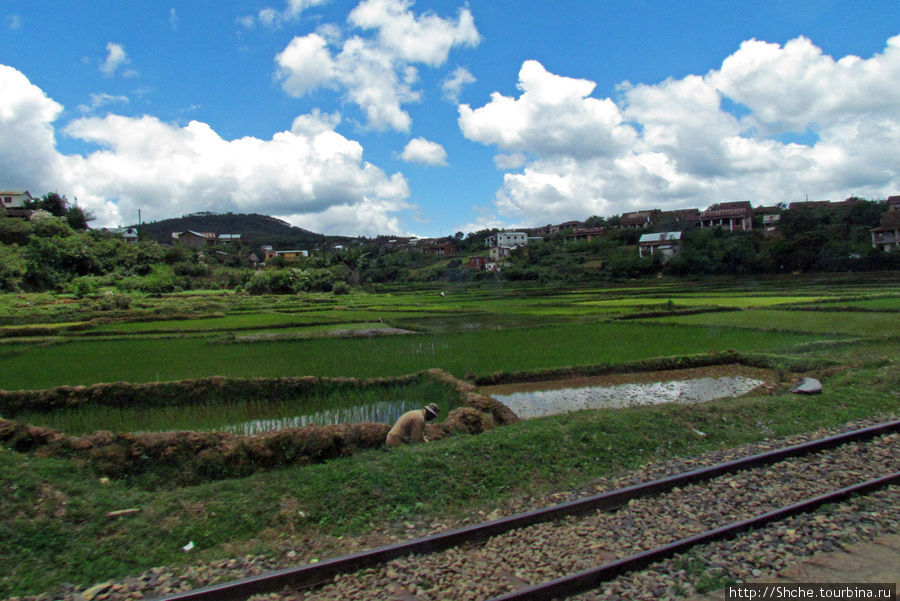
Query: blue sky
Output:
[[2, 1, 899, 237]]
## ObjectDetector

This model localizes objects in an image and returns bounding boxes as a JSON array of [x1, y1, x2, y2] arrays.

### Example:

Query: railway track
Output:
[[154, 419, 900, 601]]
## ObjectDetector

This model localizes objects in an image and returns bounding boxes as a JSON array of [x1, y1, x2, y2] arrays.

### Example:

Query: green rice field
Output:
[[0, 321, 824, 390], [13, 378, 460, 435], [646, 308, 899, 337], [2, 274, 899, 598]]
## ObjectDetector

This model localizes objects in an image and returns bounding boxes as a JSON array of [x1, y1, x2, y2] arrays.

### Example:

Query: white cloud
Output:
[[348, 0, 479, 65], [169, 8, 178, 31], [99, 42, 130, 77], [6, 14, 23, 30], [0, 64, 411, 236], [400, 137, 447, 165], [442, 66, 475, 102], [0, 65, 65, 188], [710, 35, 900, 134], [275, 33, 337, 97], [460, 35, 900, 226], [459, 61, 637, 160], [77, 93, 129, 114], [493, 153, 528, 170], [241, 0, 330, 28], [275, 0, 479, 131]]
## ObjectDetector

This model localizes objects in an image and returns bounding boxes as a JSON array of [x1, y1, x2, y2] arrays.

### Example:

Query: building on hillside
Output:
[[486, 231, 525, 260], [761, 213, 781, 233], [656, 208, 700, 227], [619, 210, 660, 228], [413, 237, 457, 256], [638, 231, 683, 261], [172, 230, 216, 248], [171, 231, 243, 248], [788, 200, 832, 210], [871, 209, 900, 252], [103, 226, 139, 243], [1, 190, 33, 209], [462, 256, 490, 270], [699, 201, 753, 231], [485, 231, 527, 248], [264, 249, 309, 262], [563, 227, 605, 243], [1, 190, 35, 218]]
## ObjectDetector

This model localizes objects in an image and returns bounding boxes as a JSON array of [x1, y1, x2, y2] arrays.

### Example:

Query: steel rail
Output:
[[487, 471, 900, 601], [153, 419, 900, 601]]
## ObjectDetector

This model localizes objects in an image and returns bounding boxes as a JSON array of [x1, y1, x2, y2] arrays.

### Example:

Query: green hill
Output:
[[135, 212, 355, 249]]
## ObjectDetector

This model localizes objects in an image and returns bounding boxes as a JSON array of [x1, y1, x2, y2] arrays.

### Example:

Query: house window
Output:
[[3, 197, 11, 204]]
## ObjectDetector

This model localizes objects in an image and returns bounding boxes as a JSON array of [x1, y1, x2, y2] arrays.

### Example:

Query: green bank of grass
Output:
[[0, 322, 823, 389], [2, 361, 897, 597], [647, 309, 898, 337]]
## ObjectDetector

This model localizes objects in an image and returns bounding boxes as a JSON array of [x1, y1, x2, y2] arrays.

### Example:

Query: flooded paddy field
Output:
[[480, 365, 778, 419]]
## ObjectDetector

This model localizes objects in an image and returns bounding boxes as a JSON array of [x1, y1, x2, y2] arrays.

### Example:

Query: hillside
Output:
[[135, 212, 355, 249]]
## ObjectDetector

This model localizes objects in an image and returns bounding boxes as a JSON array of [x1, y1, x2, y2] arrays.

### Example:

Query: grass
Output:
[[1, 359, 897, 596], [1, 275, 899, 597]]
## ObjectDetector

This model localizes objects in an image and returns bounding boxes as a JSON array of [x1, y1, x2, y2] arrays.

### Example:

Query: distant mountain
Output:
[[135, 212, 356, 249]]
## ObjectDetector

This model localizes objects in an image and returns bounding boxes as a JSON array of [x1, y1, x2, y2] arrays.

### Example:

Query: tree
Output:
[[27, 192, 68, 217], [65, 205, 94, 230]]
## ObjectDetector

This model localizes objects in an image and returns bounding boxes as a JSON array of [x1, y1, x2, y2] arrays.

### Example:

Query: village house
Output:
[[103, 226, 139, 243], [1, 190, 33, 208], [656, 208, 700, 227], [0, 190, 36, 218], [411, 237, 457, 256], [563, 227, 605, 243], [618, 209, 660, 229], [461, 256, 490, 270], [172, 231, 216, 248], [264, 249, 309, 262], [638, 231, 683, 261], [699, 201, 753, 231], [871, 207, 900, 252], [171, 231, 241, 248], [485, 231, 529, 260]]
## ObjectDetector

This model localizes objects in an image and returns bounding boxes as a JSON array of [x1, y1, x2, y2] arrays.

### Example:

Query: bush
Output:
[[332, 281, 350, 295]]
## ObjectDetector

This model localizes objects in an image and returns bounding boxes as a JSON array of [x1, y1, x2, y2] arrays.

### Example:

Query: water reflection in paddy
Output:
[[487, 375, 766, 419]]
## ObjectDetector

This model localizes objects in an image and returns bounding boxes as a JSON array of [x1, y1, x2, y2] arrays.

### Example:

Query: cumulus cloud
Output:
[[347, 0, 479, 65], [460, 61, 636, 160], [275, 0, 479, 131], [0, 64, 411, 236], [442, 66, 475, 102], [99, 42, 131, 77], [400, 137, 447, 165], [0, 65, 64, 188], [460, 35, 900, 226]]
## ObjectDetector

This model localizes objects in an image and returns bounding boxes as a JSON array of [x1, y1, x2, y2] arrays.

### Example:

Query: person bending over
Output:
[[386, 403, 440, 447]]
